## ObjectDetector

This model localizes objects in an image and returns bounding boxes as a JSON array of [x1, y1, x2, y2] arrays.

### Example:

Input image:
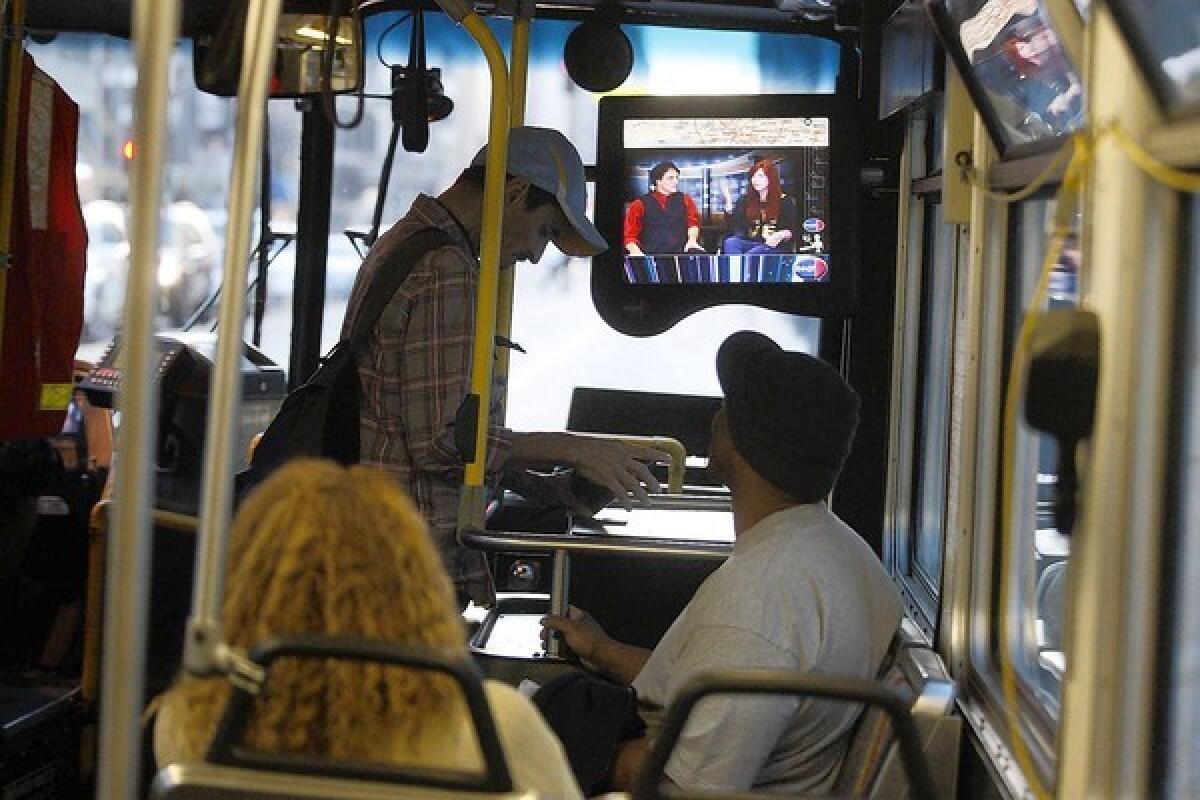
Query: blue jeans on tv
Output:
[[723, 235, 780, 282]]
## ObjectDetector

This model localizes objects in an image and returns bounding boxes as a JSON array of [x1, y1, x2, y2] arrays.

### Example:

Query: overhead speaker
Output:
[[564, 20, 633, 93]]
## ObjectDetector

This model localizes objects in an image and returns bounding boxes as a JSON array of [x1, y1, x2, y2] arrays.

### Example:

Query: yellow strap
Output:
[[963, 123, 1200, 202], [0, 0, 27, 376], [962, 137, 1075, 204], [1104, 121, 1200, 193]]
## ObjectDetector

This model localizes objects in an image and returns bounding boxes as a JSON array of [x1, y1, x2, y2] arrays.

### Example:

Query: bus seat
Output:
[[631, 639, 957, 799], [633, 666, 940, 800], [831, 638, 960, 799], [151, 636, 527, 800]]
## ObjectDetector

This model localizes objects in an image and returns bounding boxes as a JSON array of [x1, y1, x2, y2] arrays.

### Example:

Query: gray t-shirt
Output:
[[632, 503, 903, 794]]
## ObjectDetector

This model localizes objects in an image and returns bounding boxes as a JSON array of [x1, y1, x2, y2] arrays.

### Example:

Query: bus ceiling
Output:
[[26, 0, 860, 39]]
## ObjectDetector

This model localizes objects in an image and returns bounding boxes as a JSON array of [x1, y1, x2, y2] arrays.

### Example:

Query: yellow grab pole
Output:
[[494, 4, 532, 413], [0, 0, 26, 377], [435, 0, 510, 532], [509, 8, 531, 129]]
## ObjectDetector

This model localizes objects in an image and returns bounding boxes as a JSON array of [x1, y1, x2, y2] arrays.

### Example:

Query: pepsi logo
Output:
[[794, 256, 829, 282], [803, 218, 826, 233]]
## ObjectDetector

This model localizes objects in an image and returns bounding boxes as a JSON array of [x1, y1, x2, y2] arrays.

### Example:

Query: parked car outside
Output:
[[79, 200, 223, 341], [81, 199, 129, 341]]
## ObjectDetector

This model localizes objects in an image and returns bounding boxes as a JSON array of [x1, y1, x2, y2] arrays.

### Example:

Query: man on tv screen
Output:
[[623, 161, 706, 256]]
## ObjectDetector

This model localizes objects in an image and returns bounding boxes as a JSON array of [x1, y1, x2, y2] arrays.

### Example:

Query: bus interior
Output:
[[1, 0, 1199, 797]]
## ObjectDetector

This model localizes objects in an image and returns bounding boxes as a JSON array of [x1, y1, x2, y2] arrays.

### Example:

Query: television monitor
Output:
[[925, 0, 1086, 157], [593, 95, 861, 336], [1106, 0, 1200, 118]]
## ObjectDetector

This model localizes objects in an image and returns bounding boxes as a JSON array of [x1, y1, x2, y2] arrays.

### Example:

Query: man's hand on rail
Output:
[[541, 605, 651, 685], [568, 437, 663, 510], [509, 433, 664, 511]]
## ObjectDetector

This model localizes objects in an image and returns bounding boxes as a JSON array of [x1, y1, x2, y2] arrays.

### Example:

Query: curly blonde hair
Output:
[[160, 459, 466, 761]]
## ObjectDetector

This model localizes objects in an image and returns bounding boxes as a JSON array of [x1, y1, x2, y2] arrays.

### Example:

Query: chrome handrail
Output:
[[96, 1, 181, 796], [185, 0, 283, 678]]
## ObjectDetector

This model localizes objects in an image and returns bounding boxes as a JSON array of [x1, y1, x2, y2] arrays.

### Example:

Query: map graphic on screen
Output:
[[619, 116, 831, 285]]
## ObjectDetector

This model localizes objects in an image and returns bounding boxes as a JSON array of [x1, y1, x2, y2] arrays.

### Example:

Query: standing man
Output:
[[343, 127, 662, 607], [542, 331, 902, 794], [623, 161, 706, 256]]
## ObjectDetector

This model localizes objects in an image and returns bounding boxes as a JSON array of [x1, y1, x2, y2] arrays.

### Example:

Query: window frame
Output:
[[885, 101, 960, 638]]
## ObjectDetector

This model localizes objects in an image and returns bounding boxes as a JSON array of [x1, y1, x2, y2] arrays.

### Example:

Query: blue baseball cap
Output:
[[471, 126, 608, 257]]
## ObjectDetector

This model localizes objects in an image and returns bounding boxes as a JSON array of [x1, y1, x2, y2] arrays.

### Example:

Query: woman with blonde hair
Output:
[[151, 459, 581, 798]]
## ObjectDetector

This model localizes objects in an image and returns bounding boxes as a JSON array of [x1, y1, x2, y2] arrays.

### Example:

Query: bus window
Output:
[[28, 34, 319, 369], [1002, 197, 1080, 739], [27, 35, 252, 361], [1165, 197, 1200, 797], [910, 201, 956, 596], [890, 103, 958, 630], [321, 14, 837, 432]]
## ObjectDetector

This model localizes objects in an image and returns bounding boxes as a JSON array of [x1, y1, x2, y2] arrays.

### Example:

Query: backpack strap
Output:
[[346, 226, 452, 350]]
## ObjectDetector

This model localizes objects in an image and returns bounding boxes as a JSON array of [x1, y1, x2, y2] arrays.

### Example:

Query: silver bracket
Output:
[[217, 644, 267, 696]]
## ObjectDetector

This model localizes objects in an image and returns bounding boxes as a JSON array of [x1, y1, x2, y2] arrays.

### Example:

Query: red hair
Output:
[[744, 159, 782, 223]]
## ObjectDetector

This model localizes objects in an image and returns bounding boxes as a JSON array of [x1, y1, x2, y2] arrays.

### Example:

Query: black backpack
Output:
[[238, 227, 450, 496]]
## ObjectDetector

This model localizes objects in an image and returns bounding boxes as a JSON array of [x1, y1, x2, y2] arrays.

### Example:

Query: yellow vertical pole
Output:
[[437, 0, 510, 532], [494, 3, 532, 418], [0, 0, 26, 377]]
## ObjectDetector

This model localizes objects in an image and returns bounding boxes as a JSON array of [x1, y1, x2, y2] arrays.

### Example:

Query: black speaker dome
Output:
[[564, 20, 633, 93]]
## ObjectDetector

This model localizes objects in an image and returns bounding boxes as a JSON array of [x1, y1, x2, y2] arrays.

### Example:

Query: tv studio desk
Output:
[[462, 495, 733, 671]]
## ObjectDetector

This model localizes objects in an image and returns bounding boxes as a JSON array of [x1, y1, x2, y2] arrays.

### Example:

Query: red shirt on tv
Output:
[[623, 190, 700, 250]]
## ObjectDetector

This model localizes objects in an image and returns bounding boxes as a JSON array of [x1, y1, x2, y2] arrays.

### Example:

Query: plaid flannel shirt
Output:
[[342, 194, 511, 604]]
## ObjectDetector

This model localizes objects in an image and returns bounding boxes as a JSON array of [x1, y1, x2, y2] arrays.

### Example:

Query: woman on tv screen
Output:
[[720, 159, 800, 259]]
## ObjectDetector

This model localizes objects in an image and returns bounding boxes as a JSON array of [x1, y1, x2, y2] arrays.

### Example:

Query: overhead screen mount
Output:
[[925, 0, 1086, 158], [1104, 0, 1200, 119], [592, 94, 863, 337]]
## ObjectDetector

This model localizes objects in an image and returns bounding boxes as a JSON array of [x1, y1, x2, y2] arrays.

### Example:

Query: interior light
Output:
[[293, 25, 352, 45]]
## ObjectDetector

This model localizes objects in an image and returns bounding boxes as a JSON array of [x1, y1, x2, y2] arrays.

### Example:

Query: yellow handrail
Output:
[[611, 434, 687, 495], [494, 3, 533, 414], [571, 433, 688, 495], [437, 2, 510, 532]]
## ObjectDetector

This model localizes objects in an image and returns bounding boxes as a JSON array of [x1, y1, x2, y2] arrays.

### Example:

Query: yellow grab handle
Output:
[[576, 433, 687, 495]]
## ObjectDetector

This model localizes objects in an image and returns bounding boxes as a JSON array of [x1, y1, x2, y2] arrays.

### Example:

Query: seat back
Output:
[[150, 762, 538, 800], [150, 636, 520, 800], [632, 669, 937, 800], [832, 637, 961, 799]]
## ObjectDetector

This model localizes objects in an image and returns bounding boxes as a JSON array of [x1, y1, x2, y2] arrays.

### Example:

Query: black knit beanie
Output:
[[716, 331, 860, 502]]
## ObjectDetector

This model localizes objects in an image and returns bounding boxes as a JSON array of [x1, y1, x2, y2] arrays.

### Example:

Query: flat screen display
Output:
[[619, 117, 832, 285], [926, 0, 1086, 155], [593, 95, 860, 336], [1106, 0, 1200, 117]]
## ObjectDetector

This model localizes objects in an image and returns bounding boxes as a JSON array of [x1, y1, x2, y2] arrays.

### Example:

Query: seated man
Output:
[[542, 331, 902, 794]]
